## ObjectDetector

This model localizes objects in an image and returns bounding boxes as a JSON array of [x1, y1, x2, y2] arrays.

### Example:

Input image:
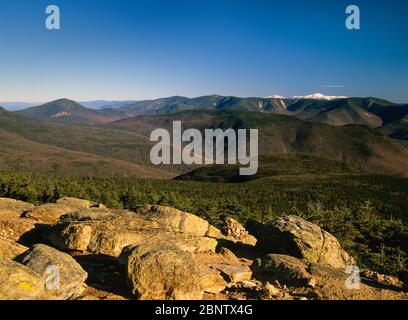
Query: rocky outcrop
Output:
[[120, 240, 222, 300], [247, 215, 353, 268], [16, 244, 88, 300], [23, 197, 104, 224], [44, 206, 218, 256], [0, 198, 37, 242], [0, 197, 103, 243], [222, 218, 257, 246], [0, 196, 406, 301], [0, 236, 28, 260], [140, 205, 210, 236]]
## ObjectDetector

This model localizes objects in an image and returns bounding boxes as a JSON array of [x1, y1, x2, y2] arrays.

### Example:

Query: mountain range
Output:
[[0, 93, 407, 179], [107, 109, 408, 176], [14, 94, 408, 139], [0, 100, 137, 111]]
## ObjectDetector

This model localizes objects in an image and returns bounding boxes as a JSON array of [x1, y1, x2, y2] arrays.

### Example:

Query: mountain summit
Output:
[[12, 95, 408, 136], [293, 93, 348, 100], [16, 99, 116, 124]]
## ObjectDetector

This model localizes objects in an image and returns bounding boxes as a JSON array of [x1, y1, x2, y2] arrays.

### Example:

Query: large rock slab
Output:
[[44, 207, 218, 256], [87, 230, 217, 257], [16, 244, 88, 300], [0, 236, 28, 260], [0, 198, 37, 242], [121, 240, 209, 300], [23, 203, 77, 224], [138, 205, 211, 236], [253, 254, 311, 287], [0, 257, 47, 300], [22, 197, 105, 224], [0, 198, 35, 219], [0, 217, 36, 242], [246, 215, 353, 269], [56, 197, 104, 209], [60, 206, 212, 237]]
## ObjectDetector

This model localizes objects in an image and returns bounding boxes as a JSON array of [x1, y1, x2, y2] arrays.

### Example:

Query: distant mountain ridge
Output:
[[99, 94, 408, 137], [98, 94, 407, 126], [0, 106, 172, 178], [1, 103, 408, 177], [9, 94, 408, 140], [16, 99, 119, 124], [0, 102, 38, 111], [107, 109, 408, 176]]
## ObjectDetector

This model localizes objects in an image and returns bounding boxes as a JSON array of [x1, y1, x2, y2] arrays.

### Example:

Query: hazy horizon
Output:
[[1, 91, 408, 111]]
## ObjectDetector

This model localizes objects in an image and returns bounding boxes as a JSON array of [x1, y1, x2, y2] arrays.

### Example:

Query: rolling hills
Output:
[[16, 99, 118, 124], [2, 95, 408, 178], [0, 128, 170, 178], [107, 109, 408, 176], [14, 95, 408, 141], [98, 94, 408, 131], [99, 95, 290, 117], [0, 107, 172, 178]]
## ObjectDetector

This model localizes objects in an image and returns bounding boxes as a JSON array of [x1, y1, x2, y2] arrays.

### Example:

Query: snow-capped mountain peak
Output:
[[265, 93, 347, 100], [293, 93, 347, 100]]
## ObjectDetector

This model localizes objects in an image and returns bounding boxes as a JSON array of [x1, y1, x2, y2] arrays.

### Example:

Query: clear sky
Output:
[[0, 0, 407, 103]]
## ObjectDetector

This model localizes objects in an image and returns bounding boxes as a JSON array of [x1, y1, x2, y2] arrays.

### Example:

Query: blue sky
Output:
[[0, 0, 407, 102]]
